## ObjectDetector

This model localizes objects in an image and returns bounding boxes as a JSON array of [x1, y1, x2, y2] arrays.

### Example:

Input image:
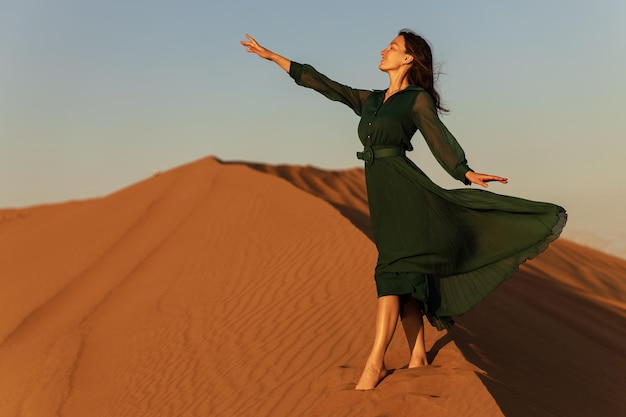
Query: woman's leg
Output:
[[355, 295, 400, 390], [400, 296, 428, 368]]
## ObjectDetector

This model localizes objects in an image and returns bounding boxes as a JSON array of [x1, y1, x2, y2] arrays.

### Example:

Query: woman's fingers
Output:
[[483, 175, 508, 184], [240, 34, 254, 49], [466, 172, 508, 188], [240, 34, 271, 58], [241, 34, 254, 44], [241, 34, 255, 48], [241, 35, 258, 51]]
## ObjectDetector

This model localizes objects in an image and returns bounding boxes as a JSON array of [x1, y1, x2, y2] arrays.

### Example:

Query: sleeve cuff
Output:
[[460, 166, 473, 185], [289, 61, 303, 82]]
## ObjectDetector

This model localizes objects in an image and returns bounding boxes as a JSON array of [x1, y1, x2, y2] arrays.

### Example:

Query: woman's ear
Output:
[[404, 55, 414, 64]]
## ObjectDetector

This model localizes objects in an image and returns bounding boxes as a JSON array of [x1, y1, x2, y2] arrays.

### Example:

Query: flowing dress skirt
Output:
[[367, 156, 567, 330]]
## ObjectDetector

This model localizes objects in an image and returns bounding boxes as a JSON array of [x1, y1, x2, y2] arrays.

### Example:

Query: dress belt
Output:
[[356, 146, 405, 165]]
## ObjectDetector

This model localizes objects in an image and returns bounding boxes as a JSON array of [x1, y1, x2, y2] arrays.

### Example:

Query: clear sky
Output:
[[2, 0, 625, 255]]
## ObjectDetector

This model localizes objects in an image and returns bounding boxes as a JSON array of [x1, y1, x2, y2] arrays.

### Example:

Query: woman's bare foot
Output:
[[355, 363, 389, 390]]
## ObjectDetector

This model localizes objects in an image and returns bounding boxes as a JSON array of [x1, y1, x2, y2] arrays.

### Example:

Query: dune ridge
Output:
[[1, 155, 624, 416]]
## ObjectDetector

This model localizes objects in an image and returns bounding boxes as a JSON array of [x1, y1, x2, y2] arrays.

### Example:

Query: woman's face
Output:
[[379, 35, 410, 72]]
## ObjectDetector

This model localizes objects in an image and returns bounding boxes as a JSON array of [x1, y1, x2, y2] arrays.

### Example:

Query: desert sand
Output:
[[1, 155, 625, 417]]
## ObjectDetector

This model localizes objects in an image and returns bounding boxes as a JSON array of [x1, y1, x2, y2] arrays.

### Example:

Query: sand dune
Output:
[[1, 155, 624, 416]]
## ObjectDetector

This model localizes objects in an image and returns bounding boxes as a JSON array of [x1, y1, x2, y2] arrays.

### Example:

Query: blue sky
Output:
[[1, 0, 625, 254]]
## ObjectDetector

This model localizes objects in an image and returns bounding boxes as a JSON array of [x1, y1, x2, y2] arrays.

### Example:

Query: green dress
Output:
[[289, 62, 567, 330]]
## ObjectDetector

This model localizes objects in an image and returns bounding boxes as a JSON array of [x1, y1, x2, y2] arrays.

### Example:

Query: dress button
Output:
[[368, 122, 372, 126]]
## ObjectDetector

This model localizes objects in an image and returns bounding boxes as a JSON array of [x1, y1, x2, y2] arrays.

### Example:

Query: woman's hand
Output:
[[240, 34, 290, 72], [240, 34, 273, 59], [465, 171, 508, 188]]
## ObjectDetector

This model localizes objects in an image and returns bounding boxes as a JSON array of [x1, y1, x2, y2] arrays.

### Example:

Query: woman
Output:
[[241, 30, 566, 390]]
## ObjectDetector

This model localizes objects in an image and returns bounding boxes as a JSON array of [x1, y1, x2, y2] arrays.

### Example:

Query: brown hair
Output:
[[398, 29, 448, 113]]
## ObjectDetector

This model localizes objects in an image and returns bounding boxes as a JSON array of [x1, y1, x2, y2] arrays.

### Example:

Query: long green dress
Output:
[[289, 62, 567, 330]]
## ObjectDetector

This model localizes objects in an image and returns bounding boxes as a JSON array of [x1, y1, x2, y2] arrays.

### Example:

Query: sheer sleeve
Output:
[[412, 92, 472, 185], [289, 62, 371, 116]]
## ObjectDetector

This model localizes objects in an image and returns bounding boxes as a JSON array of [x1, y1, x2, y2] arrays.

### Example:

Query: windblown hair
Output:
[[399, 29, 448, 113]]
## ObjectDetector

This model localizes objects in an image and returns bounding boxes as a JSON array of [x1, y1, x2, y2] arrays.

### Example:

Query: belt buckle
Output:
[[358, 146, 374, 165]]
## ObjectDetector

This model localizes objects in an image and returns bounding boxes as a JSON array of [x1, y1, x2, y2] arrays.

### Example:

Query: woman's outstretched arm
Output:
[[412, 91, 508, 188], [241, 33, 370, 116], [240, 34, 290, 72]]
